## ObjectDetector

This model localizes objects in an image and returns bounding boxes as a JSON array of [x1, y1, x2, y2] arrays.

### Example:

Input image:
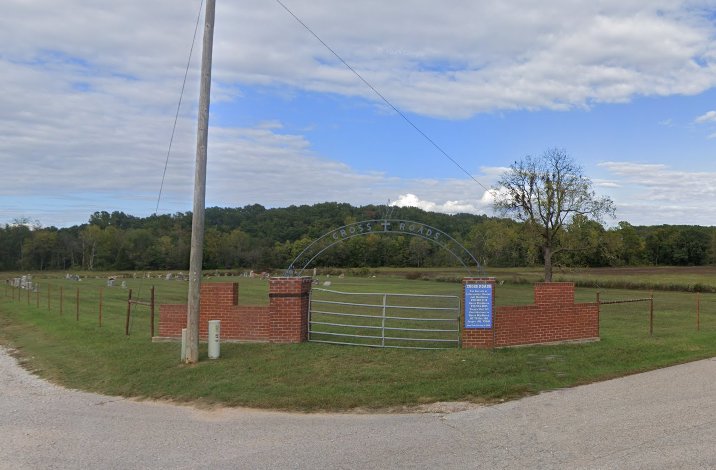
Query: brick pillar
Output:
[[200, 282, 239, 310], [534, 282, 574, 307], [198, 282, 239, 339], [268, 277, 312, 343], [461, 277, 497, 349]]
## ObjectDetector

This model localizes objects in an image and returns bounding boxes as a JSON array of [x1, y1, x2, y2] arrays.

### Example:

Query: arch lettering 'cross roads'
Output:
[[286, 219, 482, 276]]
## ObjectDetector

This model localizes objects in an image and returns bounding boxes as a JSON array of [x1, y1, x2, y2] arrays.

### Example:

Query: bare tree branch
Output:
[[493, 148, 615, 281]]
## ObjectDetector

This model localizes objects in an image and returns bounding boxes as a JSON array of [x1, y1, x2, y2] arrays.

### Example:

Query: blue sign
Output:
[[465, 283, 493, 329]]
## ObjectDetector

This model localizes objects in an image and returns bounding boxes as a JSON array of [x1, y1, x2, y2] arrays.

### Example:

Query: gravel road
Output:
[[1, 346, 714, 469]]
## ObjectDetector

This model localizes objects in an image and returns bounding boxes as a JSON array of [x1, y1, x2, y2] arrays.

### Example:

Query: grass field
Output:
[[364, 265, 716, 292], [1, 268, 715, 411]]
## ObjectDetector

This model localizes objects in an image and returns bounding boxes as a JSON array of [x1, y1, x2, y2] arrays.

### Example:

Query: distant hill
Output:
[[1, 203, 714, 271]]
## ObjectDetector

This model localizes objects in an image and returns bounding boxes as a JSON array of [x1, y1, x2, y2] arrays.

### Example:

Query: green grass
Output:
[[551, 266, 716, 292], [376, 265, 716, 292], [1, 270, 716, 411]]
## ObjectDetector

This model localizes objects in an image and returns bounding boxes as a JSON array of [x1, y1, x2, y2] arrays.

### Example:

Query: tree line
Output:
[[1, 202, 715, 272]]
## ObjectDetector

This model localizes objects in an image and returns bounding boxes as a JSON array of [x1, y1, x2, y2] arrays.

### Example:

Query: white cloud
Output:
[[598, 161, 716, 224], [2, 1, 716, 226], [391, 192, 491, 215], [0, 109, 496, 226], [219, 0, 716, 117], [595, 181, 622, 189], [479, 166, 511, 178], [4, 1, 716, 120], [478, 187, 506, 206], [482, 161, 716, 226], [695, 110, 716, 123]]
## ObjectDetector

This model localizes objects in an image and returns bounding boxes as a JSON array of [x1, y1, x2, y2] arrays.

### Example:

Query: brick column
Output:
[[268, 277, 312, 343], [534, 282, 575, 307], [461, 277, 497, 349], [198, 283, 238, 339]]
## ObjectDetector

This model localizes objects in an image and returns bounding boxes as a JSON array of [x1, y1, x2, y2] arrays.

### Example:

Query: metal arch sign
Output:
[[285, 219, 483, 276]]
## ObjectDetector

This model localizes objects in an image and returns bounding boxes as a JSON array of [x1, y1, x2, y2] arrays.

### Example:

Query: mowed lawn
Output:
[[1, 269, 715, 411]]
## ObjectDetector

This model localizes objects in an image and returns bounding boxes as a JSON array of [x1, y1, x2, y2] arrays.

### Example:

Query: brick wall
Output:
[[157, 277, 311, 343], [159, 277, 597, 349], [462, 280, 599, 349], [268, 277, 312, 343]]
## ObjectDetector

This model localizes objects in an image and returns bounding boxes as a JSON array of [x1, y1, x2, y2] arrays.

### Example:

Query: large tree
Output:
[[493, 148, 615, 281]]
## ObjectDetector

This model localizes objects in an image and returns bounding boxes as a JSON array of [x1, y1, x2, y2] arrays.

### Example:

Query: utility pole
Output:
[[186, 0, 216, 363]]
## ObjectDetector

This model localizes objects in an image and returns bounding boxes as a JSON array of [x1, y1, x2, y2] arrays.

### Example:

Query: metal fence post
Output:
[[307, 288, 312, 342], [381, 294, 387, 347]]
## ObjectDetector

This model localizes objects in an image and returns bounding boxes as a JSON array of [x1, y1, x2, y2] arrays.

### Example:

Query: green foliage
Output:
[[2, 203, 716, 273]]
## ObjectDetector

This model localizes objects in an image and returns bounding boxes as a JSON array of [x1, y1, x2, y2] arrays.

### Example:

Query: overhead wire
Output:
[[136, 0, 205, 314], [154, 0, 206, 216], [274, 0, 491, 193]]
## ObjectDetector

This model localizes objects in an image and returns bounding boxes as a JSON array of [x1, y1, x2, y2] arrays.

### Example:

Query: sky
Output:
[[2, 0, 716, 228]]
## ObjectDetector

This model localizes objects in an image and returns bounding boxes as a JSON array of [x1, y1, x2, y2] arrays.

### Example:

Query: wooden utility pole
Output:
[[186, 0, 216, 363]]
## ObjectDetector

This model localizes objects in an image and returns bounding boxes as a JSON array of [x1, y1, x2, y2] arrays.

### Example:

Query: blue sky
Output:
[[2, 0, 716, 228]]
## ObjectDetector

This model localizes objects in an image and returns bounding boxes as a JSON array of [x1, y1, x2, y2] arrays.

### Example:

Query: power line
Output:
[[274, 0, 490, 193], [142, 0, 205, 304], [154, 0, 206, 216]]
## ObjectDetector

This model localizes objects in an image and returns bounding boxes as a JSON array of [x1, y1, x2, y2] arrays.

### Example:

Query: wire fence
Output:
[[596, 289, 716, 337], [3, 279, 158, 338], [4, 278, 716, 343]]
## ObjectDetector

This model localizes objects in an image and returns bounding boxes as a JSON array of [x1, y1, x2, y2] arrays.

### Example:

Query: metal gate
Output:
[[308, 288, 461, 349]]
